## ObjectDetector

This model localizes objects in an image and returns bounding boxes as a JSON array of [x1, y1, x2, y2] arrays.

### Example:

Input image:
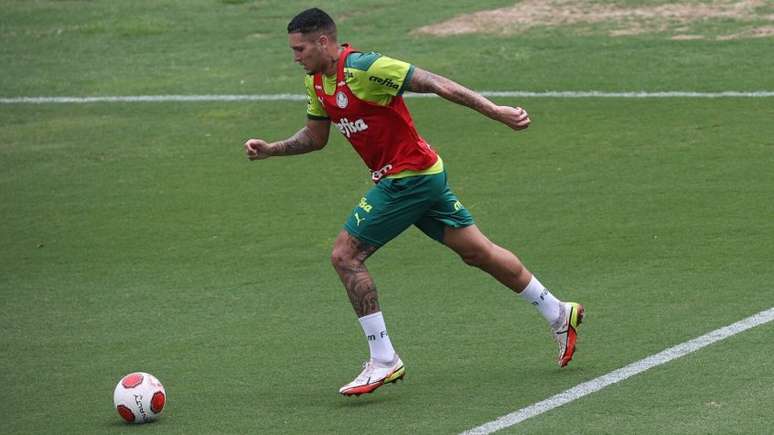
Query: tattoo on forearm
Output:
[[409, 68, 496, 117], [271, 127, 319, 155], [337, 238, 380, 317]]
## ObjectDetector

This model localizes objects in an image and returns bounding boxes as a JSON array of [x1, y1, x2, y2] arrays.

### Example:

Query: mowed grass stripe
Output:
[[461, 306, 774, 435], [2, 91, 774, 104]]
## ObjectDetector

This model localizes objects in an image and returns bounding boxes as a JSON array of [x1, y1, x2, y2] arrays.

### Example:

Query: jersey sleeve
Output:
[[304, 74, 328, 120], [362, 54, 415, 97]]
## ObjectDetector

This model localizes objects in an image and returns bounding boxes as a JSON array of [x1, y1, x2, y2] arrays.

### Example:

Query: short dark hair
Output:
[[287, 8, 337, 39]]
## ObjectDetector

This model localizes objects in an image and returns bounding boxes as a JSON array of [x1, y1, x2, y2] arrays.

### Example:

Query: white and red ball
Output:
[[113, 372, 166, 424]]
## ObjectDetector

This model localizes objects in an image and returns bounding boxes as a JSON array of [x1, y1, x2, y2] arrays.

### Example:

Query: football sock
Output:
[[518, 275, 563, 324], [358, 311, 396, 365]]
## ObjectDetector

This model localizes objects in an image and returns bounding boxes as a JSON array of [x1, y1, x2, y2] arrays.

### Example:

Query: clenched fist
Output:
[[496, 106, 531, 131], [244, 139, 272, 160]]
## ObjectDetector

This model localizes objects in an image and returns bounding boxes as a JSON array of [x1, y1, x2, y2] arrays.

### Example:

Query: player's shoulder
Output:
[[344, 49, 414, 99], [346, 51, 412, 70], [345, 51, 383, 71]]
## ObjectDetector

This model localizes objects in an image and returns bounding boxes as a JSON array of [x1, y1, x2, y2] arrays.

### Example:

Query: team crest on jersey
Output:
[[335, 91, 348, 108]]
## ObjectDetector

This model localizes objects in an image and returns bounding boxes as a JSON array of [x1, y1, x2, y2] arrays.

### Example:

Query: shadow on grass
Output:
[[332, 391, 400, 408], [102, 416, 168, 431]]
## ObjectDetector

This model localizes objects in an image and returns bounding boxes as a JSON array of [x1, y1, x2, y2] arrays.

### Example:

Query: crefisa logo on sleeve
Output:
[[335, 91, 348, 108]]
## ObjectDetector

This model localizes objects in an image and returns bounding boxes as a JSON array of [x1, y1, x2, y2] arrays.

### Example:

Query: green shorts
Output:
[[343, 170, 475, 247]]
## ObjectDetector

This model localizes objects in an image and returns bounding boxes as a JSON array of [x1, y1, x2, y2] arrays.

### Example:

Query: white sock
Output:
[[518, 275, 563, 324], [358, 312, 396, 364]]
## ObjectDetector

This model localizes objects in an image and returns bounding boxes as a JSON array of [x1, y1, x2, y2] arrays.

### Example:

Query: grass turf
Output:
[[2, 97, 772, 433], [2, 1, 773, 433]]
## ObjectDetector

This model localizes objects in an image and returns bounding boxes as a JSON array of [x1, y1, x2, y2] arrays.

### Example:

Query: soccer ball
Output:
[[113, 372, 166, 424]]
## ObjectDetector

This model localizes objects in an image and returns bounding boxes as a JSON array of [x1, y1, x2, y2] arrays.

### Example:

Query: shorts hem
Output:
[[435, 220, 475, 244], [444, 219, 475, 229], [343, 224, 385, 248]]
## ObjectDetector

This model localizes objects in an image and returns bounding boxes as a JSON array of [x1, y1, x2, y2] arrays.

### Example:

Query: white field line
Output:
[[1, 91, 774, 104], [461, 306, 774, 435]]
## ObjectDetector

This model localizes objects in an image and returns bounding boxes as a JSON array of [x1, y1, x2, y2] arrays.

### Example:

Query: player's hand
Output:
[[244, 138, 272, 160], [497, 106, 531, 131]]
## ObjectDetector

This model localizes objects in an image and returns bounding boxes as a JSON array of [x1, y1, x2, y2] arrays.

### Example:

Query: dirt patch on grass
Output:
[[717, 24, 774, 38], [414, 0, 774, 39]]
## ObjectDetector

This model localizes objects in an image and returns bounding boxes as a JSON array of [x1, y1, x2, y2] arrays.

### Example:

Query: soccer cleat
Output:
[[552, 302, 584, 368], [339, 355, 405, 396]]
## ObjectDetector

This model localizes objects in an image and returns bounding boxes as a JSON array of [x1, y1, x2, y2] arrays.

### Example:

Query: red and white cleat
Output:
[[552, 302, 585, 368], [339, 355, 405, 396]]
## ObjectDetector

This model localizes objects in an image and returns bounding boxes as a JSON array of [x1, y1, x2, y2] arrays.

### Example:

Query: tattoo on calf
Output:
[[345, 273, 380, 317], [339, 237, 381, 317]]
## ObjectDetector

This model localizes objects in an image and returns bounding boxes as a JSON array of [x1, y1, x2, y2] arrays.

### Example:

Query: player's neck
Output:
[[321, 45, 342, 77]]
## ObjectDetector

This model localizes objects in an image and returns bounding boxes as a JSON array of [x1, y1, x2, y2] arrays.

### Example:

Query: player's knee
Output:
[[330, 249, 346, 270], [459, 247, 493, 268], [330, 247, 358, 271]]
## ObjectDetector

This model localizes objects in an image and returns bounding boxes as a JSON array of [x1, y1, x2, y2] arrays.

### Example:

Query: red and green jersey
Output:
[[305, 44, 442, 182]]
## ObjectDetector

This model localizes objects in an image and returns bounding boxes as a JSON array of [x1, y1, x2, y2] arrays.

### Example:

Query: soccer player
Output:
[[245, 8, 584, 397]]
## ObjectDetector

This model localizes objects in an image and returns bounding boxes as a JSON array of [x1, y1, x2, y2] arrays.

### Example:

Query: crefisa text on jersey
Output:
[[369, 75, 400, 90], [335, 117, 369, 138]]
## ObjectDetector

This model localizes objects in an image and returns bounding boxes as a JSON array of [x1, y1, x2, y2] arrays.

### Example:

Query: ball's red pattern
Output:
[[151, 391, 166, 413], [116, 405, 135, 423], [121, 373, 144, 388]]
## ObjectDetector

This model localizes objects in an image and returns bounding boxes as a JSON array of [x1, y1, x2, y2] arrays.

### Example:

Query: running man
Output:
[[244, 8, 584, 397]]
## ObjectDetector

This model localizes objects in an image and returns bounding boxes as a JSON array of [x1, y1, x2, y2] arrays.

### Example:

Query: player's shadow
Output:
[[333, 392, 399, 408], [104, 417, 166, 429]]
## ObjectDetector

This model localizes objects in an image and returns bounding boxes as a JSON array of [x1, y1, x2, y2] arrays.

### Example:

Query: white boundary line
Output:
[[461, 306, 774, 435], [1, 91, 774, 104]]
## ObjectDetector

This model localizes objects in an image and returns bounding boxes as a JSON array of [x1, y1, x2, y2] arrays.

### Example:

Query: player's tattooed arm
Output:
[[244, 119, 330, 160], [408, 67, 497, 116], [272, 126, 323, 155], [407, 67, 530, 131]]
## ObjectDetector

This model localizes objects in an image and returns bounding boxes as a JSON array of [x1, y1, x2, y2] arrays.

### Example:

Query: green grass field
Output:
[[2, 1, 773, 434]]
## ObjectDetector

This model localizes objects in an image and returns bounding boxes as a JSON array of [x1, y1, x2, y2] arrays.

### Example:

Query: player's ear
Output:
[[317, 33, 330, 49]]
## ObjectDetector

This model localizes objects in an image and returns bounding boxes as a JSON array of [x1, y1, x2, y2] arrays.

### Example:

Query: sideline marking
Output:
[[461, 306, 774, 435], [1, 91, 774, 104]]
